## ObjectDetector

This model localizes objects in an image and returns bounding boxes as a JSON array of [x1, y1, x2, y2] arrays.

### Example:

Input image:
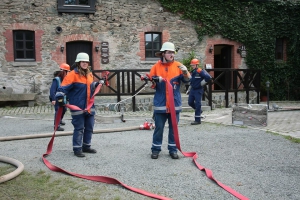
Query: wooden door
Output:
[[66, 41, 93, 70]]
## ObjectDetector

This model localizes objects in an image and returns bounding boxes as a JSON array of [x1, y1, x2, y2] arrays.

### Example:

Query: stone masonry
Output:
[[0, 0, 245, 104]]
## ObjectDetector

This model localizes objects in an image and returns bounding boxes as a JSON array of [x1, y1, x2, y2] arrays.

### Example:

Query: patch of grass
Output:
[[0, 167, 136, 200], [266, 130, 300, 143], [283, 135, 300, 143]]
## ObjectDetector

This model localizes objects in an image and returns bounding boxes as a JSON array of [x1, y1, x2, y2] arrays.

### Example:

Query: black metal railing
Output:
[[93, 69, 153, 111], [93, 68, 261, 111], [205, 68, 261, 108]]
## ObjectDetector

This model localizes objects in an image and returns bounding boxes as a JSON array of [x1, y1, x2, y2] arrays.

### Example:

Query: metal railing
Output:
[[205, 68, 261, 108], [93, 68, 261, 111], [93, 69, 153, 112]]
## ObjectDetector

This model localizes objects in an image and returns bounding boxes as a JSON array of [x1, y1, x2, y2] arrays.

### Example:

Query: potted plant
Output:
[[260, 79, 272, 102], [180, 51, 196, 91]]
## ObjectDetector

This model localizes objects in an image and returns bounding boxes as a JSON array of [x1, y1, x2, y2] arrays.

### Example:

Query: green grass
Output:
[[266, 130, 300, 143], [283, 135, 300, 143], [0, 166, 129, 200]]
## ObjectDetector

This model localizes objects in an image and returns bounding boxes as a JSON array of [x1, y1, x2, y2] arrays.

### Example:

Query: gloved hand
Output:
[[201, 80, 207, 86], [152, 76, 163, 83], [141, 75, 150, 81], [99, 79, 105, 85], [57, 96, 65, 107], [178, 65, 188, 74], [186, 86, 191, 95]]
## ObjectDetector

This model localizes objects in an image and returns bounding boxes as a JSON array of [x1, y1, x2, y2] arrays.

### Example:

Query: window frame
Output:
[[13, 30, 35, 62], [57, 0, 95, 14], [275, 38, 284, 60], [145, 32, 162, 61]]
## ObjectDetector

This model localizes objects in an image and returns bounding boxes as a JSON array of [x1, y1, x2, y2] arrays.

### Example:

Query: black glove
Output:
[[151, 76, 163, 83], [141, 75, 150, 81], [57, 96, 65, 107], [141, 75, 150, 85]]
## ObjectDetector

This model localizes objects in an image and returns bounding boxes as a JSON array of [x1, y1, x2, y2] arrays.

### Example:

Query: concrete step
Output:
[[182, 105, 211, 112], [95, 95, 211, 111]]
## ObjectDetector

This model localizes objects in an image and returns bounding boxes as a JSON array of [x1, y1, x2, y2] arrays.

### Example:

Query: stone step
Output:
[[95, 95, 211, 111], [182, 105, 211, 112]]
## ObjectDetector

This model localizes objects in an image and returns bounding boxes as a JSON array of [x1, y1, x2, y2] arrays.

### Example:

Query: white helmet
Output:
[[160, 42, 175, 52], [155, 42, 176, 57], [75, 52, 90, 63]]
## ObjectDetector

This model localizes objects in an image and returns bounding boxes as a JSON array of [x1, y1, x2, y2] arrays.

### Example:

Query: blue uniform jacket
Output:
[[49, 77, 61, 102], [190, 68, 211, 90], [149, 60, 190, 114], [55, 67, 98, 115]]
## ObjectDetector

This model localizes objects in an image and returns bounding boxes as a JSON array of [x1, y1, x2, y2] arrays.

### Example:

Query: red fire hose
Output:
[[42, 78, 249, 199], [166, 79, 248, 200], [42, 82, 172, 200]]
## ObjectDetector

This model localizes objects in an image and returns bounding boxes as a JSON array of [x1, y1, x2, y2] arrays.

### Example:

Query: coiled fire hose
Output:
[[0, 155, 24, 183]]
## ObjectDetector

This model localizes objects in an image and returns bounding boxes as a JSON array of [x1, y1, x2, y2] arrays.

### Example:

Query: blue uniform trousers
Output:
[[151, 113, 179, 154], [71, 112, 95, 153], [188, 88, 203, 122]]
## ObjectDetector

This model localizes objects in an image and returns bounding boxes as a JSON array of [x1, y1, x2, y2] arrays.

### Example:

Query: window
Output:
[[58, 0, 95, 13], [145, 33, 162, 60], [13, 30, 35, 61], [275, 38, 283, 60]]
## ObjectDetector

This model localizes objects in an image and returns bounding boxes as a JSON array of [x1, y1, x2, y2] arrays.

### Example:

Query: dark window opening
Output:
[[275, 38, 283, 60], [145, 33, 162, 61], [13, 30, 35, 61], [58, 0, 95, 13]]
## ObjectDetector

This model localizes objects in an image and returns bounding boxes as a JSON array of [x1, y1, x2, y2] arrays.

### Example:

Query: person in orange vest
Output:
[[146, 42, 191, 159], [186, 59, 212, 125], [49, 63, 70, 131], [55, 53, 105, 157]]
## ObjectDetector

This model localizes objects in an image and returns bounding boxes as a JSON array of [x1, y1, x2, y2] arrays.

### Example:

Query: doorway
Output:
[[213, 45, 232, 90], [66, 41, 93, 70]]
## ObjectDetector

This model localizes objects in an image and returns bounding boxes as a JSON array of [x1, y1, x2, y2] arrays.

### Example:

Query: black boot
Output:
[[169, 152, 179, 159], [82, 148, 97, 153], [191, 121, 201, 125], [74, 150, 85, 157], [56, 126, 64, 131], [151, 152, 159, 159]]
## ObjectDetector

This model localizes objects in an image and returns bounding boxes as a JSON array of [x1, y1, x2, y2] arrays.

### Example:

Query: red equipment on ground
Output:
[[139, 120, 155, 130]]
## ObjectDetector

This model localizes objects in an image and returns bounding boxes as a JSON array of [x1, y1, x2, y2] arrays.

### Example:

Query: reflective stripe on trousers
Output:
[[71, 112, 95, 152], [151, 113, 179, 154]]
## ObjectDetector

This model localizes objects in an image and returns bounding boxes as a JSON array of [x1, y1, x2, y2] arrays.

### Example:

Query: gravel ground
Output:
[[0, 112, 300, 200]]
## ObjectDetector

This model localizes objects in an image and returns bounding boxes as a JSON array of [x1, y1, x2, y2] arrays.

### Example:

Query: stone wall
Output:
[[0, 0, 245, 104]]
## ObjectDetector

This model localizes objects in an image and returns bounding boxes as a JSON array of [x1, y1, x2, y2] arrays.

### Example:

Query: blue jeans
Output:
[[188, 89, 203, 122], [151, 113, 179, 154], [71, 112, 95, 152]]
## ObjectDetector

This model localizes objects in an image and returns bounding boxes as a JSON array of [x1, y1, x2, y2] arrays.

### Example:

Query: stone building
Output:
[[0, 0, 244, 104]]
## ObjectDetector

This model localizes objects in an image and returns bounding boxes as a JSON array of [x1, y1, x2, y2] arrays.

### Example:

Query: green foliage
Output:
[[181, 50, 196, 71], [158, 0, 300, 100]]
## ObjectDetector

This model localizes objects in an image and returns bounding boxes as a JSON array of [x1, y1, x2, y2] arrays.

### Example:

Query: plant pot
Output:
[[260, 95, 268, 102]]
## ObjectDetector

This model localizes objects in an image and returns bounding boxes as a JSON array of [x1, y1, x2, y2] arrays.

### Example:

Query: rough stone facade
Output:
[[0, 0, 245, 104]]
